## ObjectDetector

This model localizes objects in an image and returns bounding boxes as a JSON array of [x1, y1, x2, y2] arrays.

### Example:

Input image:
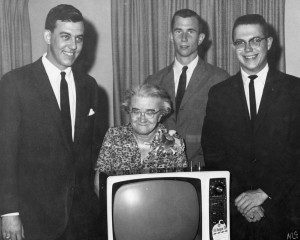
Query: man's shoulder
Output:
[[66, 65, 98, 92], [209, 73, 238, 92], [146, 59, 230, 84], [145, 64, 173, 84], [272, 70, 300, 95], [273, 70, 300, 81], [0, 59, 42, 83], [197, 60, 230, 79], [73, 69, 96, 83]]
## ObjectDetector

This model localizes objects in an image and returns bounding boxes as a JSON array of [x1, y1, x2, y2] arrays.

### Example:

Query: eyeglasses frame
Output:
[[128, 109, 161, 119], [232, 36, 269, 50]]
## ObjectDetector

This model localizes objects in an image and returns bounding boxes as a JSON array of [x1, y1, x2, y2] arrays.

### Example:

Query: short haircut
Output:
[[232, 14, 269, 41], [45, 4, 84, 32], [122, 83, 172, 116], [171, 9, 204, 33]]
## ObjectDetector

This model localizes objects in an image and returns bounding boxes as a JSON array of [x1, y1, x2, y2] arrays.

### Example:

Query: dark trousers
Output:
[[231, 206, 299, 240], [56, 194, 101, 240]]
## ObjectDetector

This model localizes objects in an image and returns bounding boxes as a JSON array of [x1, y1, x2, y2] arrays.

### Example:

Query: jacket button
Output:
[[252, 158, 257, 163]]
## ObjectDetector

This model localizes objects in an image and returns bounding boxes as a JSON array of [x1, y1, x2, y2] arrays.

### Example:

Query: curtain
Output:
[[0, 0, 32, 77], [112, 0, 285, 125]]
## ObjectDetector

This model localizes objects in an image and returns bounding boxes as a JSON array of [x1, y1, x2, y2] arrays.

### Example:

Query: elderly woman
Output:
[[94, 83, 187, 195]]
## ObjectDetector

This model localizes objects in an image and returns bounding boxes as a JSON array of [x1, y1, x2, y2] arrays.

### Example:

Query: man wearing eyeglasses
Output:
[[202, 14, 300, 239]]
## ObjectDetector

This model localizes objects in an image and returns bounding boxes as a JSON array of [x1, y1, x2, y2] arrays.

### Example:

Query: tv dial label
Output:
[[212, 220, 228, 240]]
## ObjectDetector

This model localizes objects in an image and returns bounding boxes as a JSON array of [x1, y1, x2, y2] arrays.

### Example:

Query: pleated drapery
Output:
[[0, 0, 32, 77]]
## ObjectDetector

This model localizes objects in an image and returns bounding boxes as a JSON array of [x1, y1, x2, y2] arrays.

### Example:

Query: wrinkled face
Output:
[[44, 20, 84, 70], [233, 24, 273, 75], [130, 96, 163, 136], [170, 16, 205, 64]]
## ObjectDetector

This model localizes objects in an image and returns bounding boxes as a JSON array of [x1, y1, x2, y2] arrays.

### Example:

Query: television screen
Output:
[[113, 179, 201, 240], [105, 171, 230, 240]]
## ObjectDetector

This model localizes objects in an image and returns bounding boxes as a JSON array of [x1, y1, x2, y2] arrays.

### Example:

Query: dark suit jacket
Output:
[[146, 57, 229, 167], [202, 70, 300, 239], [0, 58, 102, 240]]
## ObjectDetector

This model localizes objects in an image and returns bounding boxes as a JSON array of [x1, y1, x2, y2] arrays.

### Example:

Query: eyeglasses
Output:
[[233, 37, 268, 50], [129, 109, 161, 119]]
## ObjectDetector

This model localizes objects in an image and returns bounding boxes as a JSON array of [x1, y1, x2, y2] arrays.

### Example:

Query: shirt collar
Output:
[[174, 55, 199, 72], [241, 63, 269, 86], [42, 53, 72, 79]]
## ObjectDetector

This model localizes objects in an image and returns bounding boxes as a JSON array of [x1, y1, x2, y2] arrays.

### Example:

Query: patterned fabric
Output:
[[95, 123, 187, 175]]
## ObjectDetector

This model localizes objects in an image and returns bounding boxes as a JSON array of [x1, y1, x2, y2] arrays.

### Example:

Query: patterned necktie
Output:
[[248, 74, 258, 130], [176, 66, 188, 115], [60, 72, 72, 141]]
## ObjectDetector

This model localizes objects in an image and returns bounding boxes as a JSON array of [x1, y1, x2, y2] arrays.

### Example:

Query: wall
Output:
[[29, 0, 113, 126], [285, 0, 300, 77]]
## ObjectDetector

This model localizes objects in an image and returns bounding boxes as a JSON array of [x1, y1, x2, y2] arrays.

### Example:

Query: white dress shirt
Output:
[[2, 54, 77, 217], [241, 64, 269, 116], [173, 55, 199, 95]]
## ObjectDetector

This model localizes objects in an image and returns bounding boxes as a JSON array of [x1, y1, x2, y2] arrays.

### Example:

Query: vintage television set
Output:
[[102, 171, 230, 240]]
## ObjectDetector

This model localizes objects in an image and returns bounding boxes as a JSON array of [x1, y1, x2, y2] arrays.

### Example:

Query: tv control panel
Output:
[[209, 178, 228, 240]]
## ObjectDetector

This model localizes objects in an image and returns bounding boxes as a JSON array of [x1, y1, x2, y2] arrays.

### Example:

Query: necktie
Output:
[[60, 72, 72, 142], [248, 75, 258, 130], [176, 66, 188, 115]]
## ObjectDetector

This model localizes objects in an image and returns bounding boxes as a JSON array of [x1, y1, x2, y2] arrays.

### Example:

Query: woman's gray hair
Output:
[[122, 83, 172, 116]]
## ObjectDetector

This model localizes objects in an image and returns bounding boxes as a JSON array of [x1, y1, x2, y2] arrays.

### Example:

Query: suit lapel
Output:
[[178, 59, 207, 108], [180, 59, 203, 107], [31, 59, 61, 119], [161, 64, 176, 103], [233, 72, 251, 126], [73, 71, 88, 145], [31, 59, 73, 152], [254, 70, 277, 133], [163, 60, 203, 109]]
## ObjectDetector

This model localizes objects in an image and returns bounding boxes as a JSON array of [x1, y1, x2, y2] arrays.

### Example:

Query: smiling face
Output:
[[170, 16, 205, 65], [233, 24, 273, 75], [44, 20, 84, 70], [130, 96, 163, 137]]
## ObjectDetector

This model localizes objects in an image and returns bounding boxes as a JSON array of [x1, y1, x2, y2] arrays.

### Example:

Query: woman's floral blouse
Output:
[[95, 123, 187, 175]]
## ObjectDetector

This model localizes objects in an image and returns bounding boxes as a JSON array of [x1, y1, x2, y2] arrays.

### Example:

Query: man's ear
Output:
[[231, 43, 235, 51], [169, 32, 174, 43], [44, 30, 51, 44], [198, 33, 205, 45], [267, 37, 273, 51]]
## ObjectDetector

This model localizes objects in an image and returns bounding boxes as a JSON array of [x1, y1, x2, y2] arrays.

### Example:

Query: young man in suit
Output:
[[146, 9, 229, 169], [0, 5, 102, 240], [202, 14, 300, 239]]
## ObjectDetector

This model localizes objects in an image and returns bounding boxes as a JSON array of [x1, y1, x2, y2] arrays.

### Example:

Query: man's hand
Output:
[[235, 188, 269, 215], [244, 206, 265, 222], [1, 215, 24, 240]]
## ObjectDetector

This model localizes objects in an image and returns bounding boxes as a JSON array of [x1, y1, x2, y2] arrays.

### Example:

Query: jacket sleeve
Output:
[[201, 87, 227, 170], [0, 73, 21, 215], [260, 79, 300, 203], [91, 79, 106, 165]]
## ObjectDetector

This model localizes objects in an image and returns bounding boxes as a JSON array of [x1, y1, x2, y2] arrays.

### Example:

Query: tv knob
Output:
[[212, 183, 225, 195]]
